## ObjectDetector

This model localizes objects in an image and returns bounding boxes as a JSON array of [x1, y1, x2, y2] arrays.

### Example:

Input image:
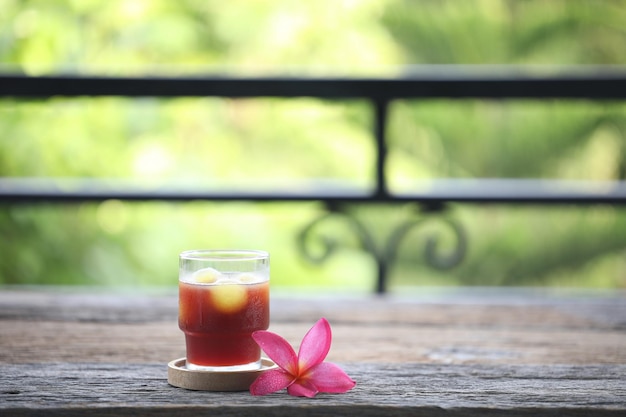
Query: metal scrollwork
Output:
[[297, 205, 467, 293], [296, 209, 377, 265], [386, 216, 467, 270]]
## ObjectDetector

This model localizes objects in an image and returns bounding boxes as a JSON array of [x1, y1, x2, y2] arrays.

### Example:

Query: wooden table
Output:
[[1, 286, 625, 416]]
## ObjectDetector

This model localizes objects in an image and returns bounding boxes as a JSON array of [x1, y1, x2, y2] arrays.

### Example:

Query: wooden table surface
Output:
[[1, 286, 625, 416]]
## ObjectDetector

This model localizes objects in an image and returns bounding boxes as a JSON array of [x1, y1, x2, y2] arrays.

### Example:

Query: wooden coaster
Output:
[[167, 358, 277, 391]]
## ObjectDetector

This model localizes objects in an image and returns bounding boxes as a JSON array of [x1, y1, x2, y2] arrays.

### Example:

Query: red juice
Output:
[[178, 278, 269, 368]]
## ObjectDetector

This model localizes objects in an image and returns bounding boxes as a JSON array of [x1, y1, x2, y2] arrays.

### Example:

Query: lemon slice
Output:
[[192, 267, 222, 284], [211, 283, 248, 313]]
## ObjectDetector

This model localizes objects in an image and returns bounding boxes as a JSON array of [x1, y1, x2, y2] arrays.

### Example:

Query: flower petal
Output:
[[306, 362, 356, 394], [252, 330, 298, 374], [249, 369, 294, 396], [297, 317, 331, 373], [287, 379, 319, 398]]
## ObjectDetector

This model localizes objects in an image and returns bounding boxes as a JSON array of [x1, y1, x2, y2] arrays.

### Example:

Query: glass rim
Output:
[[179, 249, 269, 261]]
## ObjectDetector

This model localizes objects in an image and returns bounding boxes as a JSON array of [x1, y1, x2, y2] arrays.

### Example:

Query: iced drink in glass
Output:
[[178, 250, 269, 371]]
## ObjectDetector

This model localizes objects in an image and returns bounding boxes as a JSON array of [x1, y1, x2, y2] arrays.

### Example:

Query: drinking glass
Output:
[[178, 249, 270, 371]]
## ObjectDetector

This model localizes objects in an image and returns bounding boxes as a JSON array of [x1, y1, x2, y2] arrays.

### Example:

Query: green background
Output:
[[1, 0, 626, 292]]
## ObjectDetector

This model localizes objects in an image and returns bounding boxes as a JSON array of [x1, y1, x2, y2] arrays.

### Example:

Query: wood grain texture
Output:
[[1, 288, 624, 365], [1, 362, 625, 416], [1, 287, 625, 415]]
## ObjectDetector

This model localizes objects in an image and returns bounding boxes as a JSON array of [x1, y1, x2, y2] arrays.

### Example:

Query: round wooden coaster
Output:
[[167, 358, 277, 391]]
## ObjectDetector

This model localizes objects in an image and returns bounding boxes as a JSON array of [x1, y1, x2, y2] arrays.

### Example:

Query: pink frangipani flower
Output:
[[250, 317, 356, 397]]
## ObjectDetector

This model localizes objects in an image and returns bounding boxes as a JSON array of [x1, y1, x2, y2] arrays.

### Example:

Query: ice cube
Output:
[[237, 273, 262, 284], [192, 267, 222, 284]]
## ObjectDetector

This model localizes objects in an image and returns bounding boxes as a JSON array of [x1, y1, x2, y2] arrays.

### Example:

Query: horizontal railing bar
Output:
[[2, 70, 626, 99], [2, 178, 626, 205], [394, 178, 626, 205]]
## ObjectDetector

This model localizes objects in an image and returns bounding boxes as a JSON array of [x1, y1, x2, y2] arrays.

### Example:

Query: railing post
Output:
[[375, 256, 388, 295], [373, 98, 389, 201], [373, 98, 390, 293]]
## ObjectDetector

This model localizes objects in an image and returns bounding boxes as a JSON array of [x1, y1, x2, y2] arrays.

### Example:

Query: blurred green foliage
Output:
[[1, 0, 626, 291]]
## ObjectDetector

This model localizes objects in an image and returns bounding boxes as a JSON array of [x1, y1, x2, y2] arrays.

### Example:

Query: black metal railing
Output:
[[2, 68, 626, 292]]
